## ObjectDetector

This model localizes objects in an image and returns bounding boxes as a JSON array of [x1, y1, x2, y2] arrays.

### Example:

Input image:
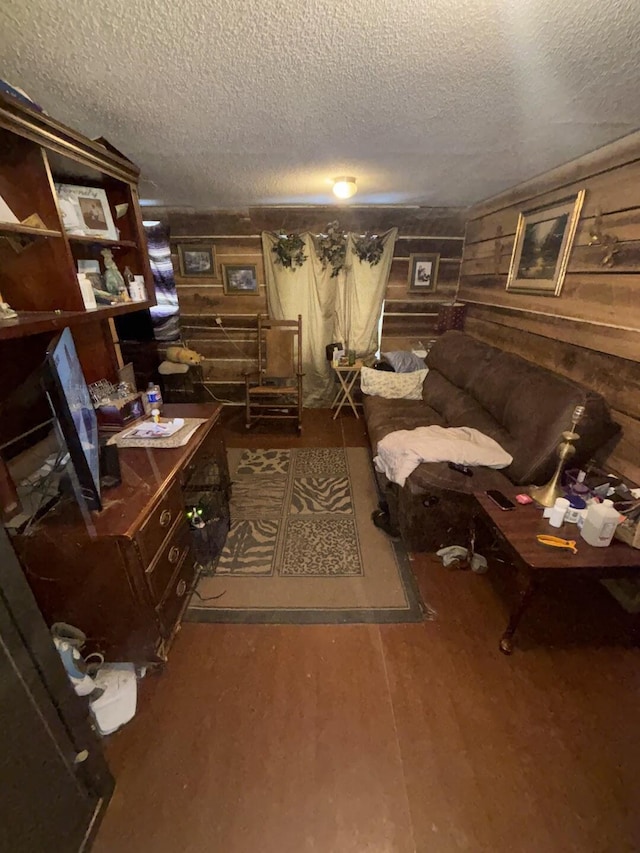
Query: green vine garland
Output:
[[315, 221, 347, 278], [272, 233, 307, 269], [352, 232, 384, 266]]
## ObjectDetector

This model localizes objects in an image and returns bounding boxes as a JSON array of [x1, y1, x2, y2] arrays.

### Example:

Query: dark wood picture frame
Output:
[[222, 263, 259, 295], [408, 253, 440, 293], [177, 244, 215, 277]]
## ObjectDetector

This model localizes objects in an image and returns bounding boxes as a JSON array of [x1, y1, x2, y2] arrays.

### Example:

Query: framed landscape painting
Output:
[[408, 253, 440, 293], [222, 264, 258, 295], [177, 244, 215, 277], [506, 190, 585, 296]]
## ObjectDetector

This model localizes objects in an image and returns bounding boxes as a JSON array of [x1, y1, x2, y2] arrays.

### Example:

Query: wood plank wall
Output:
[[458, 130, 640, 485], [146, 206, 464, 402]]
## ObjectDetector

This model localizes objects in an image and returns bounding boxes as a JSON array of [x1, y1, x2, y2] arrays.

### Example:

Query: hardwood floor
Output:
[[94, 409, 640, 853]]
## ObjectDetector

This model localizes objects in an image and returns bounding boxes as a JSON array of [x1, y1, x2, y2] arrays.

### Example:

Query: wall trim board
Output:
[[384, 312, 438, 318], [169, 233, 466, 242], [468, 130, 640, 221], [461, 298, 640, 335]]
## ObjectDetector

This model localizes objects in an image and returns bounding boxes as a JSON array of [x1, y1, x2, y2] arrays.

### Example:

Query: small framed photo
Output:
[[222, 264, 258, 295], [506, 190, 585, 296], [408, 254, 440, 293], [55, 183, 117, 240], [177, 244, 216, 277]]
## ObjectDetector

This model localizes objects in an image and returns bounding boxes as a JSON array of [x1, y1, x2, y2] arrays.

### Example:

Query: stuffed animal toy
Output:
[[165, 345, 202, 365]]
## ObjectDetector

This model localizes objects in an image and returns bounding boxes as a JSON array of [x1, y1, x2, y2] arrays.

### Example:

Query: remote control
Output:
[[448, 461, 473, 476]]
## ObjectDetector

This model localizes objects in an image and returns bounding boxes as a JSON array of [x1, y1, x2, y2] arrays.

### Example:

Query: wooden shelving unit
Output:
[[0, 301, 154, 341], [0, 90, 157, 396], [67, 234, 137, 248], [0, 221, 62, 239]]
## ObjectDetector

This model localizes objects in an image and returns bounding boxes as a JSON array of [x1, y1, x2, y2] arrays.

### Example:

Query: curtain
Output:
[[337, 228, 397, 357], [262, 228, 397, 407], [262, 232, 337, 407], [146, 223, 180, 342]]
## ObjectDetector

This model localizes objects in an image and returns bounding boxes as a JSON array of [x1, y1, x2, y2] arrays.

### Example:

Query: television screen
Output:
[[45, 328, 101, 511]]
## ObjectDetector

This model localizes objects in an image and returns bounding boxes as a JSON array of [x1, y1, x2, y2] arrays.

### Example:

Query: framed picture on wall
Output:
[[222, 263, 258, 295], [506, 190, 585, 296], [177, 244, 216, 277], [408, 253, 440, 293]]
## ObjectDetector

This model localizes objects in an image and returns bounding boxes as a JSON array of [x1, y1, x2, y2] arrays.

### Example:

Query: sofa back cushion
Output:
[[425, 330, 619, 485], [427, 331, 491, 390]]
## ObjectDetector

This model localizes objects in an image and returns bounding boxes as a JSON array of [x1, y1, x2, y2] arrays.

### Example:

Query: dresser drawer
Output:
[[156, 549, 196, 637], [137, 480, 183, 565], [145, 520, 191, 603]]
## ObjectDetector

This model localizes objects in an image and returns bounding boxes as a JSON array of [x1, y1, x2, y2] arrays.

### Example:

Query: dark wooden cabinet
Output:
[[0, 525, 113, 852], [12, 404, 227, 663]]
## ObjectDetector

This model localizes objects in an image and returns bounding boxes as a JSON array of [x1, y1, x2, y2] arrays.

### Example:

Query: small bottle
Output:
[[580, 499, 620, 547], [146, 381, 162, 413]]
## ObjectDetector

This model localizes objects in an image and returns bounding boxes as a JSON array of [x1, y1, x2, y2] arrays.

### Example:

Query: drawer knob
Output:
[[168, 545, 180, 564], [159, 509, 172, 528], [176, 579, 187, 597]]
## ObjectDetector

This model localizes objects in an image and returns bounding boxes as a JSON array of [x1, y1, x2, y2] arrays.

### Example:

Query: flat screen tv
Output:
[[44, 327, 101, 511]]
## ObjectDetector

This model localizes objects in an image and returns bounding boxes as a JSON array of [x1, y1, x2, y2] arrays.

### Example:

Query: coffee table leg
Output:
[[500, 575, 539, 655]]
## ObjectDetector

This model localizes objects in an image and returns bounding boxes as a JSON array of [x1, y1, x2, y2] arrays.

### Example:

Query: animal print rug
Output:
[[186, 447, 424, 624]]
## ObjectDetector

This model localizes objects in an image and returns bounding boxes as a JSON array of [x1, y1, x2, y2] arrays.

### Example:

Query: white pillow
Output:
[[361, 366, 428, 399]]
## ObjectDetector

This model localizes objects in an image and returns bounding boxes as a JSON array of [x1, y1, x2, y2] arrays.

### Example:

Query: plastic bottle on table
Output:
[[146, 382, 163, 413], [580, 499, 620, 547]]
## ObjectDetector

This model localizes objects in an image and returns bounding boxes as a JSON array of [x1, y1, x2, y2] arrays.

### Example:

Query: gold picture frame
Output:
[[408, 253, 440, 293], [506, 190, 585, 296]]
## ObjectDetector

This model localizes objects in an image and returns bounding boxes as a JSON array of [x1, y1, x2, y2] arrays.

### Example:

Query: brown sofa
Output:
[[364, 331, 619, 551]]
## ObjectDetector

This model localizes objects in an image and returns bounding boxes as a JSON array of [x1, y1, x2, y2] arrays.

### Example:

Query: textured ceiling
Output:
[[2, 0, 640, 209]]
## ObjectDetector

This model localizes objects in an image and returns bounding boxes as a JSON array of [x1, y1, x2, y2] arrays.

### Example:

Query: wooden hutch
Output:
[[0, 93, 227, 663]]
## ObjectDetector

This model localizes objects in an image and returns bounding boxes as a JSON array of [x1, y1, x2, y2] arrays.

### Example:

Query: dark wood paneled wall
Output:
[[146, 207, 465, 402], [458, 131, 640, 485]]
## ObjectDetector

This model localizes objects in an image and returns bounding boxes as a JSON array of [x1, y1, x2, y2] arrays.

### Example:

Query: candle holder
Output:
[[529, 405, 585, 507]]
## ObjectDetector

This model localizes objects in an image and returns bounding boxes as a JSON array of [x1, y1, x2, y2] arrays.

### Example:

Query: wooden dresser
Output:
[[13, 404, 227, 663]]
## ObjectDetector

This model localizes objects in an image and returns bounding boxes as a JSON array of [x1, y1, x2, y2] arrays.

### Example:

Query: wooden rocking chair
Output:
[[244, 314, 304, 433]]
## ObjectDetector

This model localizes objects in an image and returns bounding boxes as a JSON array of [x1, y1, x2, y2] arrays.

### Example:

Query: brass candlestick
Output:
[[529, 405, 585, 507]]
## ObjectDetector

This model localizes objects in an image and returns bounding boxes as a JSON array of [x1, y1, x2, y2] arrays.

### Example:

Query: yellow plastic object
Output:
[[536, 534, 578, 554]]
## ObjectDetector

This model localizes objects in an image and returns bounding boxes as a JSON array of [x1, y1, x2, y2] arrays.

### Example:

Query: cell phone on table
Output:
[[485, 489, 516, 511]]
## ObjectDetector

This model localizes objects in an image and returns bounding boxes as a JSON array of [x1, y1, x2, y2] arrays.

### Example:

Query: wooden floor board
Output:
[[94, 407, 640, 853]]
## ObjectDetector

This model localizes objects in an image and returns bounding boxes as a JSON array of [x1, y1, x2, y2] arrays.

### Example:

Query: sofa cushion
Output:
[[422, 371, 513, 451], [363, 396, 445, 447], [502, 367, 618, 484], [426, 330, 492, 390], [466, 349, 523, 424]]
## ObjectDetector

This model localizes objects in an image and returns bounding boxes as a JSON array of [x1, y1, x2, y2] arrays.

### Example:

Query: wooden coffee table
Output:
[[472, 490, 640, 654]]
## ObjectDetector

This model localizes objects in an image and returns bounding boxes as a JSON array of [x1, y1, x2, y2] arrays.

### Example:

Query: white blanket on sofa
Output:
[[374, 425, 513, 487]]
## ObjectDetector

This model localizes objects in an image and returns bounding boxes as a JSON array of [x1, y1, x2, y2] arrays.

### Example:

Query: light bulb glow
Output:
[[332, 177, 357, 199]]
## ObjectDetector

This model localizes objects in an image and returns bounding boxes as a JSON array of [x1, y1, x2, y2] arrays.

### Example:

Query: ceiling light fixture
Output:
[[332, 176, 357, 199]]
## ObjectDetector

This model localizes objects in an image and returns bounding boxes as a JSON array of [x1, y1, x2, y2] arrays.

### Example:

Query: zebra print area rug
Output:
[[185, 447, 424, 624]]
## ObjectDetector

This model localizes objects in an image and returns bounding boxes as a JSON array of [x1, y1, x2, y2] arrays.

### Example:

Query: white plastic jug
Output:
[[580, 499, 620, 547]]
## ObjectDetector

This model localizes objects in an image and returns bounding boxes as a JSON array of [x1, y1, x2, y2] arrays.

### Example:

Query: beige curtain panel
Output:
[[262, 228, 397, 407]]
